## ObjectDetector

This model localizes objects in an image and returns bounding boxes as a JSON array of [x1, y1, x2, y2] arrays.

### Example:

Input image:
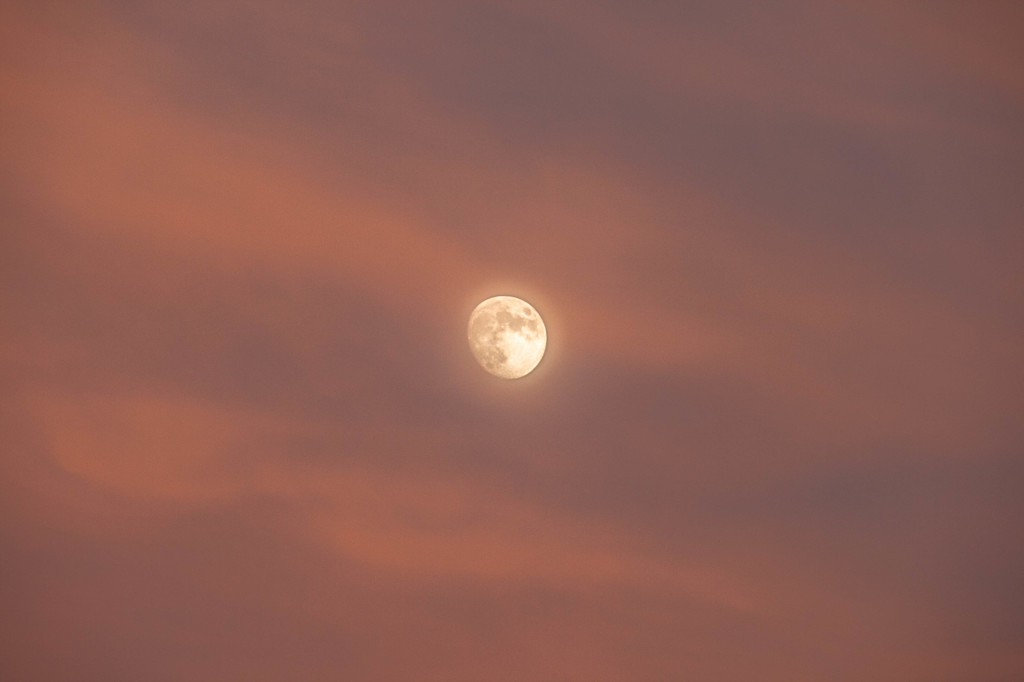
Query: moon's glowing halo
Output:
[[467, 295, 547, 379]]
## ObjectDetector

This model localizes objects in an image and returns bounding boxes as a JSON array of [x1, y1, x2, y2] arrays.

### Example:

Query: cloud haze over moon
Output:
[[1, 1, 1023, 679]]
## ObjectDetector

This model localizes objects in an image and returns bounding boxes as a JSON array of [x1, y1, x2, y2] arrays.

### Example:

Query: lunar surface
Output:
[[467, 296, 547, 379]]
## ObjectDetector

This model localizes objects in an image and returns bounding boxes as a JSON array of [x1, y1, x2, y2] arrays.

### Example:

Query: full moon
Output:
[[467, 296, 547, 379]]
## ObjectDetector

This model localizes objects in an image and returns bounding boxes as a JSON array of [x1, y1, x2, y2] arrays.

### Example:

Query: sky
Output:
[[1, 1, 1022, 680]]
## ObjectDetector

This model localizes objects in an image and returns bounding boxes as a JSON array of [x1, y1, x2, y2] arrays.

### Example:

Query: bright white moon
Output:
[[468, 295, 547, 379]]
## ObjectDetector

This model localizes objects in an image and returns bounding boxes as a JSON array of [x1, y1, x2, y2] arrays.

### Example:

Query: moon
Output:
[[467, 296, 547, 379]]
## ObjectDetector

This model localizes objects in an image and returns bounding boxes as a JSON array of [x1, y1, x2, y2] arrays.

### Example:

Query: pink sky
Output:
[[2, 2, 1023, 679]]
